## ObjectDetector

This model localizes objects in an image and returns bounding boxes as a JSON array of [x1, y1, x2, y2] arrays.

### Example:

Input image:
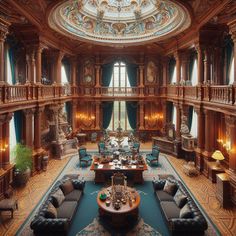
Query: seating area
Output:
[[30, 175, 85, 236], [152, 176, 208, 236]]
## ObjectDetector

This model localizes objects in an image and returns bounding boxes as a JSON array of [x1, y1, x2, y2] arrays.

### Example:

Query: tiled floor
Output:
[[0, 141, 235, 236]]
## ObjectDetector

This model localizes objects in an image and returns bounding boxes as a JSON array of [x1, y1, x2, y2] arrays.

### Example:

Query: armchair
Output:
[[78, 147, 92, 167], [146, 146, 160, 166]]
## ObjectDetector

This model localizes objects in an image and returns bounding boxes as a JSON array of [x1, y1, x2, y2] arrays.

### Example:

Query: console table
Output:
[[207, 162, 225, 183]]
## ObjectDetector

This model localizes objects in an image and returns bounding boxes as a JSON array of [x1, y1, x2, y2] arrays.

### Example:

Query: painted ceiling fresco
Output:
[[48, 0, 191, 45]]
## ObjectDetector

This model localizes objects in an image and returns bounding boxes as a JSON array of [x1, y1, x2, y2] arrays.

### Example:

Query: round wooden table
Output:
[[97, 186, 140, 227]]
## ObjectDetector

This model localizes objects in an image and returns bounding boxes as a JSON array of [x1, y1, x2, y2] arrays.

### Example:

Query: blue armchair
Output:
[[78, 147, 92, 166], [98, 141, 110, 156], [146, 146, 160, 166], [132, 142, 140, 153]]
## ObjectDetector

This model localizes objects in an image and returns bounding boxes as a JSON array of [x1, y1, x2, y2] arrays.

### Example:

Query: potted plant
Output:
[[12, 143, 33, 186]]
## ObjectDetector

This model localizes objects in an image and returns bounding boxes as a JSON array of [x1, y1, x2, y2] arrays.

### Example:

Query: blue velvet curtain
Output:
[[101, 63, 114, 86], [169, 58, 176, 83], [126, 63, 138, 86], [65, 102, 72, 125], [188, 106, 193, 130], [126, 101, 137, 129], [225, 38, 234, 84], [102, 102, 114, 129], [14, 110, 22, 143]]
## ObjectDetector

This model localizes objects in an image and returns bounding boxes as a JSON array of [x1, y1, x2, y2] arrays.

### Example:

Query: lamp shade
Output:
[[212, 150, 225, 161]]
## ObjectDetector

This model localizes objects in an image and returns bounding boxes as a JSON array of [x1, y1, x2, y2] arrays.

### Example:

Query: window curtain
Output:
[[190, 109, 198, 138], [225, 38, 233, 84], [65, 102, 72, 125], [14, 110, 23, 143], [63, 60, 71, 83], [126, 63, 138, 86], [102, 63, 114, 86], [102, 102, 114, 129], [188, 106, 193, 130], [169, 58, 176, 83], [8, 46, 16, 84], [126, 101, 137, 129]]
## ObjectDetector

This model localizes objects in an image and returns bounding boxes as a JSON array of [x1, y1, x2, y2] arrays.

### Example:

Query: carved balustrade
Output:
[[184, 86, 198, 100], [167, 85, 178, 97]]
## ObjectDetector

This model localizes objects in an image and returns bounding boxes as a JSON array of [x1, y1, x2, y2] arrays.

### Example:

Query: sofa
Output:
[[152, 176, 208, 236], [30, 175, 85, 236]]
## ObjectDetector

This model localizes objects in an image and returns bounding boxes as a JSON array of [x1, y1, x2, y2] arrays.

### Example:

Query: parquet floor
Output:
[[0, 142, 235, 236]]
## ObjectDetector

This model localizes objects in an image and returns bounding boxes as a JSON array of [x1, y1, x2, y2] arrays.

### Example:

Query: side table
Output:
[[216, 173, 231, 208], [207, 162, 225, 183]]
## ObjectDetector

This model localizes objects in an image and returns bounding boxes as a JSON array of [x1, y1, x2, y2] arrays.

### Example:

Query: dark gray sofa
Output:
[[30, 175, 85, 236], [152, 176, 208, 236]]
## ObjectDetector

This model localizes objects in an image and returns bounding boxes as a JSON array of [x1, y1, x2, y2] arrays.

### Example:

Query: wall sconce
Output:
[[76, 113, 95, 121], [144, 113, 163, 122], [0, 143, 8, 152], [217, 139, 231, 152]]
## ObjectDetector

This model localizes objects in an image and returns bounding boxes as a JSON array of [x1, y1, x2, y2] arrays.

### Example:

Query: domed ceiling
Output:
[[48, 0, 191, 45]]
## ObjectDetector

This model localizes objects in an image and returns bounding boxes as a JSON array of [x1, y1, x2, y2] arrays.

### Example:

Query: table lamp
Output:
[[212, 150, 224, 167]]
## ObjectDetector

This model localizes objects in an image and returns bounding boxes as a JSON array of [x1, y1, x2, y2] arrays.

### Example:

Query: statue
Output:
[[180, 115, 189, 135]]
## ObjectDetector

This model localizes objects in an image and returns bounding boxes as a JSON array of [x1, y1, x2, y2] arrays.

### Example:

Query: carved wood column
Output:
[[2, 113, 13, 169], [71, 101, 77, 131], [225, 116, 236, 205], [70, 57, 77, 86], [95, 65, 101, 96], [23, 109, 34, 148], [0, 19, 10, 84], [95, 101, 100, 130], [202, 109, 215, 176], [174, 51, 181, 84], [195, 107, 205, 171], [161, 100, 167, 131], [34, 107, 44, 150], [139, 65, 144, 96], [214, 46, 223, 85], [139, 101, 144, 130], [196, 44, 204, 85], [162, 57, 169, 86], [35, 45, 43, 84], [174, 103, 181, 140], [228, 20, 236, 85], [204, 48, 211, 84]]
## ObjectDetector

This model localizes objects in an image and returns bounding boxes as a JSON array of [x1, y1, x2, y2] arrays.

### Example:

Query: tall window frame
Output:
[[108, 62, 132, 131]]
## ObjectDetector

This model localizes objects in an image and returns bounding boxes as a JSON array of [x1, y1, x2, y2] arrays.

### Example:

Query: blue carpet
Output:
[[68, 181, 169, 236]]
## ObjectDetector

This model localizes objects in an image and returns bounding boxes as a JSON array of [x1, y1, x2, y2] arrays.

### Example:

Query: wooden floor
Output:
[[0, 141, 235, 236]]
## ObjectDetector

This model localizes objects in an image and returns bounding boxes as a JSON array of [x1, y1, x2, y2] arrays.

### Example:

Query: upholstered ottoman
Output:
[[0, 198, 18, 218], [183, 162, 199, 176]]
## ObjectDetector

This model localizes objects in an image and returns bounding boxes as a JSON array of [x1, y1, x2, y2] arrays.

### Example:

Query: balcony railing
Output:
[[0, 84, 235, 106]]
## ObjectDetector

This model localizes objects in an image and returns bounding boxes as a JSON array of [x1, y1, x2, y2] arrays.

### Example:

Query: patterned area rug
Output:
[[77, 218, 161, 236]]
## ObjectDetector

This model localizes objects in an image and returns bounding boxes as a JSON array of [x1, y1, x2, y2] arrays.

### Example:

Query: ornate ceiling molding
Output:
[[48, 0, 191, 46]]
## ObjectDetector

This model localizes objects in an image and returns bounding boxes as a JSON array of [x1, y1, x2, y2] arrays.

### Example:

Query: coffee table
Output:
[[97, 186, 140, 227]]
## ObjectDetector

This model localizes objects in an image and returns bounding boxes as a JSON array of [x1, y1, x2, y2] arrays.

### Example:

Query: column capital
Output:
[[35, 106, 44, 116], [52, 49, 65, 62], [225, 115, 236, 127], [194, 43, 204, 54], [0, 18, 10, 42], [162, 56, 170, 65], [23, 108, 35, 116], [139, 65, 145, 70], [0, 112, 13, 124]]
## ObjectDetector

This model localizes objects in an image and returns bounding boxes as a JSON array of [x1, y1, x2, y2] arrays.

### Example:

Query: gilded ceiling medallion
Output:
[[48, 0, 191, 45]]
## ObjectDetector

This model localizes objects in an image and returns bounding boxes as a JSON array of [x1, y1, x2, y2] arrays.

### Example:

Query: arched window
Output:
[[108, 62, 132, 131], [10, 116, 17, 163], [6, 48, 13, 84]]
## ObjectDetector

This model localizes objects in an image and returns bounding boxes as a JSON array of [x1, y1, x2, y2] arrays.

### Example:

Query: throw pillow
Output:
[[179, 203, 192, 219], [45, 202, 57, 219], [51, 188, 65, 207], [60, 180, 74, 195], [174, 189, 187, 208], [163, 180, 177, 196]]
